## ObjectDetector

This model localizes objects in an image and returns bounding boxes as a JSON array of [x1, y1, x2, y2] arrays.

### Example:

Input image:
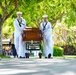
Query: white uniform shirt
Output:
[[40, 21, 52, 38], [14, 17, 26, 38]]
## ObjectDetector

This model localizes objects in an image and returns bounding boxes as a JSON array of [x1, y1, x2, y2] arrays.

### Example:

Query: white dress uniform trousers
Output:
[[14, 17, 26, 57], [40, 22, 53, 57]]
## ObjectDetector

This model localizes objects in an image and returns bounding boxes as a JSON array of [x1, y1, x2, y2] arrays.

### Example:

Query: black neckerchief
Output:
[[43, 22, 47, 31], [17, 19, 22, 27]]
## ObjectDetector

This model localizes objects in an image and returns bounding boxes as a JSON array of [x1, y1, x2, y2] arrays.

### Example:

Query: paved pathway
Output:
[[0, 58, 76, 75]]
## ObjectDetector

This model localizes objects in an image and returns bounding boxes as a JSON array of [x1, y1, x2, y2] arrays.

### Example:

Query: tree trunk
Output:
[[0, 21, 3, 55]]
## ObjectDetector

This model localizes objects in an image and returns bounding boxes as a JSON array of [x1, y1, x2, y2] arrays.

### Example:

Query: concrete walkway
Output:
[[0, 58, 76, 75]]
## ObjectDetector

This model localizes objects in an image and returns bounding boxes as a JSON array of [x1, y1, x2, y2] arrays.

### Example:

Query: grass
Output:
[[0, 55, 76, 59], [30, 54, 76, 59], [64, 55, 76, 59], [54, 55, 76, 59], [0, 55, 10, 58]]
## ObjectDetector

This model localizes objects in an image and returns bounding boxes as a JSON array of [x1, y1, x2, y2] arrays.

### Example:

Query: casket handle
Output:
[[38, 33, 42, 39], [22, 33, 26, 38]]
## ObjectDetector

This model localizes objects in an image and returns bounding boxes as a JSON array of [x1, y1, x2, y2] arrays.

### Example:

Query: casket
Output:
[[22, 28, 43, 50], [22, 28, 42, 42]]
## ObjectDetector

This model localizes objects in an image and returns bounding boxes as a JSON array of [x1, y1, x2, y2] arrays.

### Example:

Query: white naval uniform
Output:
[[14, 17, 26, 57], [40, 21, 53, 57]]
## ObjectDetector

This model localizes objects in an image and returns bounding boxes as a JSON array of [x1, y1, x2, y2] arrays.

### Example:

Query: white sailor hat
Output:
[[16, 12, 22, 15], [42, 14, 48, 18]]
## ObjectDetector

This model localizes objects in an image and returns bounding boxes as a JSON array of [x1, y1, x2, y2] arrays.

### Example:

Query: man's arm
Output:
[[14, 19, 26, 31]]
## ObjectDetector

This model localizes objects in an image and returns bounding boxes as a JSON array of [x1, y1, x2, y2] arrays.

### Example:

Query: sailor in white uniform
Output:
[[40, 14, 53, 58], [14, 12, 26, 58]]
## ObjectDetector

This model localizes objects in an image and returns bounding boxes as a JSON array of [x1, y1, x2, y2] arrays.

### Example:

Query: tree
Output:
[[0, 0, 43, 55], [0, 0, 76, 55], [0, 0, 18, 54], [17, 0, 76, 28]]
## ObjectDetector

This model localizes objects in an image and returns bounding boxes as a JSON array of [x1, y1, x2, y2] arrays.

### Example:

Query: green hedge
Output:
[[41, 45, 64, 56], [53, 46, 64, 56]]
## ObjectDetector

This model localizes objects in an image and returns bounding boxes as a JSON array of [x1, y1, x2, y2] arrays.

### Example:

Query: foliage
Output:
[[66, 26, 76, 49], [0, 55, 10, 58], [0, 0, 76, 55], [53, 24, 76, 49], [41, 44, 64, 56], [2, 17, 14, 39], [41, 43, 44, 53], [53, 23, 69, 46], [1, 0, 76, 39], [53, 46, 64, 56], [62, 45, 76, 55]]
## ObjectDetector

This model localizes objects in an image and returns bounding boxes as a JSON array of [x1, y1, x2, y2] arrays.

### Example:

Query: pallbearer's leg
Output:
[[43, 38, 48, 58], [14, 37, 19, 57], [18, 35, 25, 58], [25, 53, 29, 58], [23, 42, 26, 57], [47, 37, 53, 58], [39, 51, 42, 58]]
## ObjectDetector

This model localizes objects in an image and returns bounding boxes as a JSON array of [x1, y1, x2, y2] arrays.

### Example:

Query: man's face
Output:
[[43, 18, 47, 22], [17, 14, 22, 18]]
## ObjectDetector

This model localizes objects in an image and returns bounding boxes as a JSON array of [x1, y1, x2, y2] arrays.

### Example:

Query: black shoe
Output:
[[19, 56, 25, 58], [39, 52, 42, 58], [45, 57, 47, 58], [25, 53, 29, 58], [22, 57, 25, 58], [48, 53, 51, 58], [20, 56, 22, 58]]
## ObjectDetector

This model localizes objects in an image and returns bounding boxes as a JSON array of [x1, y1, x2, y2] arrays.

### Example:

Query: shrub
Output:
[[53, 46, 64, 56], [41, 43, 44, 53], [41, 44, 64, 56], [62, 45, 76, 55]]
